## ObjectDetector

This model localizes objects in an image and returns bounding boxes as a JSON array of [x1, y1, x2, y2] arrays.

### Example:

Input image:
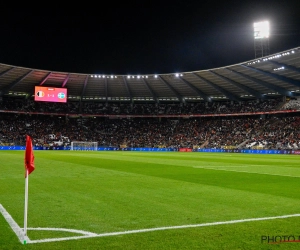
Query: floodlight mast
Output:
[[254, 21, 270, 58]]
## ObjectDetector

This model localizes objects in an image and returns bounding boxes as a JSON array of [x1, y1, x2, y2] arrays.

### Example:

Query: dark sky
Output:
[[0, 1, 299, 75]]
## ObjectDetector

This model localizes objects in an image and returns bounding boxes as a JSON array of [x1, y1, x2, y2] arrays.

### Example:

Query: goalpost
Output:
[[70, 141, 98, 151]]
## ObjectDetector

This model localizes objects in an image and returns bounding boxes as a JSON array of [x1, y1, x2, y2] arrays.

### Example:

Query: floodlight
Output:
[[253, 21, 270, 58], [254, 21, 269, 39]]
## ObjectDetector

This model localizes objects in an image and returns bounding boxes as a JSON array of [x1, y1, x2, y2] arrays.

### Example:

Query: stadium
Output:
[[1, 24, 300, 249], [0, 45, 300, 152]]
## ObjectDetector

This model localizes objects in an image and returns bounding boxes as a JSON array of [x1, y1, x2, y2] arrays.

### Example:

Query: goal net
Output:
[[70, 141, 98, 151]]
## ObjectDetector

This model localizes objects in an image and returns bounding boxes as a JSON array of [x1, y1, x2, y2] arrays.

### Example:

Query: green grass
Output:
[[1, 151, 300, 249]]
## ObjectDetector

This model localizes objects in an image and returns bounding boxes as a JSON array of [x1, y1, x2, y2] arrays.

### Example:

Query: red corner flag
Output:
[[25, 135, 35, 177]]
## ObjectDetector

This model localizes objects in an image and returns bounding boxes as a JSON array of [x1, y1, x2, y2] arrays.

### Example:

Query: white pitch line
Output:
[[1, 203, 300, 244], [28, 213, 300, 244], [29, 227, 98, 235], [193, 166, 300, 178], [0, 204, 25, 243]]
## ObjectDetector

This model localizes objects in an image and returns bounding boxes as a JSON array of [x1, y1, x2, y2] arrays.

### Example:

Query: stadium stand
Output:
[[0, 47, 299, 151], [0, 100, 299, 150]]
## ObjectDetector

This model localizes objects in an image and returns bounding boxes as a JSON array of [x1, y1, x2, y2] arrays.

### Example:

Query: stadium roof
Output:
[[0, 47, 300, 103]]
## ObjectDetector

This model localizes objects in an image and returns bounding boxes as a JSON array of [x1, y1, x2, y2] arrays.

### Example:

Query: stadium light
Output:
[[253, 20, 270, 58], [254, 21, 269, 39]]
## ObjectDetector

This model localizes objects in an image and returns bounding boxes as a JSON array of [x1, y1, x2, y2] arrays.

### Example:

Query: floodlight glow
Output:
[[254, 21, 269, 39]]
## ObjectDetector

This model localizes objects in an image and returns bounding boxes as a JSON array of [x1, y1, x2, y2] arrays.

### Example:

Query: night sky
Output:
[[0, 1, 299, 75]]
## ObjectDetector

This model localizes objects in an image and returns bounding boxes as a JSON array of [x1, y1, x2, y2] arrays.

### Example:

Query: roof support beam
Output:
[[212, 69, 265, 99], [0, 68, 14, 96], [193, 73, 241, 101], [179, 77, 211, 102], [2, 70, 33, 95], [61, 74, 70, 88], [230, 68, 295, 96], [122, 76, 132, 101], [241, 64, 300, 88], [105, 78, 108, 103], [142, 78, 157, 102], [269, 60, 300, 73], [0, 67, 14, 77], [39, 72, 52, 86], [158, 76, 183, 102], [80, 75, 89, 101]]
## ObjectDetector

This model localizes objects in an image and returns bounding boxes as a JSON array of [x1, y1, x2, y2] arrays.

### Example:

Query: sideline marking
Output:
[[1, 203, 300, 244], [193, 166, 300, 178]]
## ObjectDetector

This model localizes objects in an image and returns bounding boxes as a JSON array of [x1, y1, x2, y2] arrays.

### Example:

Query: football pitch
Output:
[[1, 151, 300, 249]]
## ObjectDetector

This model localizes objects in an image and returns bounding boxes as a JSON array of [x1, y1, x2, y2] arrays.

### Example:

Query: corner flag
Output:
[[25, 135, 35, 177], [23, 135, 35, 244]]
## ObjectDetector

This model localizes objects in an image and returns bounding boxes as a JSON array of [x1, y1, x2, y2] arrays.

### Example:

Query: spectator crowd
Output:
[[0, 97, 299, 150]]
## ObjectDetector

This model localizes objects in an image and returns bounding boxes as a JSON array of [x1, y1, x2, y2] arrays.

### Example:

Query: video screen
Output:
[[34, 86, 67, 103]]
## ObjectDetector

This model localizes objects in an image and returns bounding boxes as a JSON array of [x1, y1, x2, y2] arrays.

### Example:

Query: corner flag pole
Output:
[[24, 169, 29, 244], [24, 135, 35, 244]]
